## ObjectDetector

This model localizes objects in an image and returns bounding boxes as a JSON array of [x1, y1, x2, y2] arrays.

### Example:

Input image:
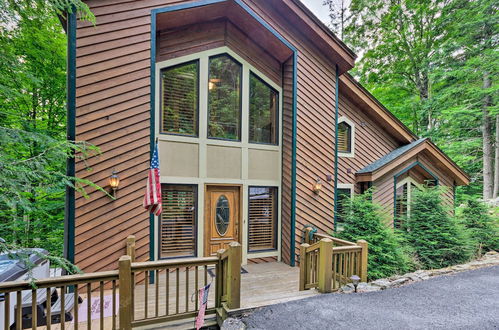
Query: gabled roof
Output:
[[356, 138, 470, 186], [358, 138, 427, 174]]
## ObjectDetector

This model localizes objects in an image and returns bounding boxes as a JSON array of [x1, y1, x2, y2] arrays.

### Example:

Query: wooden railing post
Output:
[[119, 255, 132, 330], [357, 240, 368, 282], [215, 249, 224, 308], [126, 235, 136, 262], [304, 227, 313, 244], [226, 242, 242, 309], [299, 243, 309, 291], [318, 238, 333, 293]]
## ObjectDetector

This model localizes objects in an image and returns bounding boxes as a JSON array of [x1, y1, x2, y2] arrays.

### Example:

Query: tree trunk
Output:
[[482, 72, 493, 200], [493, 114, 499, 198]]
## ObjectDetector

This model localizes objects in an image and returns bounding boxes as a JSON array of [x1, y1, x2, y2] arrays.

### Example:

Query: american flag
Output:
[[143, 144, 162, 216], [195, 283, 211, 330]]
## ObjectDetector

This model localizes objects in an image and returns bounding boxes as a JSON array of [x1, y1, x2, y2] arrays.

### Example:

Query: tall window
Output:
[[161, 61, 199, 136], [208, 55, 242, 140], [249, 73, 278, 144], [338, 121, 352, 153], [160, 185, 197, 259], [335, 188, 352, 231], [395, 181, 418, 228], [248, 187, 277, 251]]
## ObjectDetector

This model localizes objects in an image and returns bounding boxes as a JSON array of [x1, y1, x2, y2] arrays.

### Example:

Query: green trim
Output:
[[150, 0, 298, 266], [333, 64, 340, 232], [64, 11, 77, 265], [393, 161, 439, 226], [149, 10, 157, 267]]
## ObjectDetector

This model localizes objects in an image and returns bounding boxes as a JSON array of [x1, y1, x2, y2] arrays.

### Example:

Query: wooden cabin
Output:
[[65, 0, 469, 273]]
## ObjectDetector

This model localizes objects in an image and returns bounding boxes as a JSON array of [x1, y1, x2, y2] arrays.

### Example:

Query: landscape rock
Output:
[[371, 279, 391, 289], [390, 277, 410, 286], [222, 317, 246, 330]]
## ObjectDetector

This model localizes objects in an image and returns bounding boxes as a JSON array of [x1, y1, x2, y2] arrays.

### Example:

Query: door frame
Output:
[[204, 184, 243, 257]]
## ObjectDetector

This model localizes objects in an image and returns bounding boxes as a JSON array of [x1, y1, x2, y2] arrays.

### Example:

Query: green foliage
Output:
[[335, 0, 498, 199], [0, 0, 98, 257], [336, 191, 413, 280], [402, 186, 473, 268], [458, 199, 499, 255]]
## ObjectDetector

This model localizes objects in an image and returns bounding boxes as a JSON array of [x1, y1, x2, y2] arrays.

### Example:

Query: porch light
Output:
[[109, 170, 120, 198], [350, 275, 360, 293], [312, 178, 322, 194]]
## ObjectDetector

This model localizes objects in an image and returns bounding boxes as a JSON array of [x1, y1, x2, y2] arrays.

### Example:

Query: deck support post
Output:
[[119, 255, 132, 330], [357, 240, 368, 282], [299, 243, 310, 291], [226, 242, 242, 309], [318, 238, 333, 293], [126, 235, 136, 262]]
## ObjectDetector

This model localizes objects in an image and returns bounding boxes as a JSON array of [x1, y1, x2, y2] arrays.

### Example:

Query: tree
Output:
[[336, 191, 412, 280], [402, 186, 473, 268], [458, 199, 499, 255], [0, 0, 96, 256]]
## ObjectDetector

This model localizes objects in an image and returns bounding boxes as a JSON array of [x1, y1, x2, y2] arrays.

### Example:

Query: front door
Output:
[[204, 185, 241, 256]]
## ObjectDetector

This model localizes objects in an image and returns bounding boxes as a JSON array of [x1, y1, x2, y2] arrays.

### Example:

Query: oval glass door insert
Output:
[[215, 195, 230, 236]]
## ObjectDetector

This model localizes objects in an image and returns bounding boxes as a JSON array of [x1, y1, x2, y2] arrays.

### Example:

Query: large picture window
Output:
[[161, 61, 199, 136], [208, 55, 242, 141], [248, 187, 277, 252], [249, 73, 278, 144], [159, 185, 197, 259]]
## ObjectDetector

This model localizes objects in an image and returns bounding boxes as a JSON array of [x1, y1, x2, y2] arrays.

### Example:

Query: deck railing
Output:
[[0, 270, 119, 330], [299, 228, 368, 293], [0, 238, 241, 330]]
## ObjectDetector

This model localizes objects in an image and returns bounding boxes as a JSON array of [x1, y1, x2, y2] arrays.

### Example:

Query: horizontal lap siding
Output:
[[337, 94, 401, 194], [244, 0, 337, 264], [373, 153, 456, 225], [75, 0, 184, 273]]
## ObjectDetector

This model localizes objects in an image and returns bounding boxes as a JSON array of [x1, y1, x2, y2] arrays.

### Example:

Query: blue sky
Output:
[[300, 0, 329, 25]]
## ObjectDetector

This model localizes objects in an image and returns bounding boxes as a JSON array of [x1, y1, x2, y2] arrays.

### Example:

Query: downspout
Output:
[[149, 12, 157, 268], [64, 11, 77, 265], [333, 64, 340, 230], [290, 52, 298, 266]]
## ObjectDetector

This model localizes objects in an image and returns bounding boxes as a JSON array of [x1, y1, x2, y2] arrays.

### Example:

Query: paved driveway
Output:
[[242, 265, 499, 330]]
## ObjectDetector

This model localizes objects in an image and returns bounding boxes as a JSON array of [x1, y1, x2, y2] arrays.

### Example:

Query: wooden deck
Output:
[[22, 262, 318, 329]]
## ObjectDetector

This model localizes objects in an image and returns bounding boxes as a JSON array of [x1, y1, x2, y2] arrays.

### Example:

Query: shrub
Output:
[[459, 198, 499, 255], [336, 191, 413, 280], [402, 186, 473, 269]]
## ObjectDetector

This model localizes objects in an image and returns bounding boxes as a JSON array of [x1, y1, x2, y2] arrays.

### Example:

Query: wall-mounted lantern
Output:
[[109, 170, 120, 198], [312, 177, 322, 195]]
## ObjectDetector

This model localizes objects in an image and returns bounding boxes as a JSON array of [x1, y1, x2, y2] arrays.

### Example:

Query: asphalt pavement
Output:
[[242, 265, 499, 330]]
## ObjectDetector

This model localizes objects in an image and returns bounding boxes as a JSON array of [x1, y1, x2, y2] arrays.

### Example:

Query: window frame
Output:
[[158, 184, 198, 260], [394, 177, 421, 227], [247, 186, 279, 253], [207, 53, 243, 142], [335, 184, 354, 232], [159, 59, 200, 137], [338, 116, 355, 158], [248, 71, 280, 146]]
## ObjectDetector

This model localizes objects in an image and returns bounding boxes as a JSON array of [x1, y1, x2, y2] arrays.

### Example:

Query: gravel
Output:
[[242, 265, 499, 330]]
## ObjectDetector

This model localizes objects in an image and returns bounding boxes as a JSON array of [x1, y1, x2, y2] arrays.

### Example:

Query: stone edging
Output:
[[340, 251, 499, 293]]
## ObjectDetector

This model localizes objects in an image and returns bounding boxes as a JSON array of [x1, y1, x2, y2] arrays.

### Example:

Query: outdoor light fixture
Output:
[[109, 170, 120, 198], [350, 275, 360, 293], [312, 177, 322, 194]]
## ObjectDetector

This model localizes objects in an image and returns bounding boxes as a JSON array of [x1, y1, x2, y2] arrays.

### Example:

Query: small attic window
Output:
[[338, 117, 355, 157]]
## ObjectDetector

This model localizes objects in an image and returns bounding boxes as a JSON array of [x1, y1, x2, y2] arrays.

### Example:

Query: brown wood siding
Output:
[[74, 0, 357, 271], [373, 152, 456, 224], [240, 0, 342, 264], [337, 92, 401, 195], [156, 19, 282, 85]]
